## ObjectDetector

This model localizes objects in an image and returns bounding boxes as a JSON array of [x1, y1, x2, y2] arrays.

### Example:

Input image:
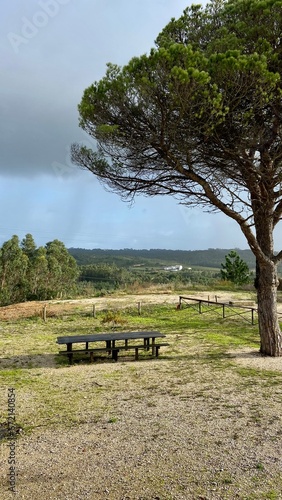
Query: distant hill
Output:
[[68, 247, 256, 270]]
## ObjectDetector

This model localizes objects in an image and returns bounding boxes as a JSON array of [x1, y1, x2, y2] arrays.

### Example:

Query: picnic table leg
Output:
[[151, 338, 156, 356], [112, 349, 119, 361], [67, 343, 73, 365], [135, 347, 139, 361], [144, 338, 150, 351], [106, 340, 111, 354]]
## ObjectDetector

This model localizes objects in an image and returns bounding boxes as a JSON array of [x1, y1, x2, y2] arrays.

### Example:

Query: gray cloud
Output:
[[2, 0, 246, 253], [1, 0, 190, 178]]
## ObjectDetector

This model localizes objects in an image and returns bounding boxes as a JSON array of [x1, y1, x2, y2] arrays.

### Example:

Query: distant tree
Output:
[[0, 235, 79, 304], [45, 239, 79, 298], [71, 0, 282, 356], [0, 235, 28, 304], [79, 263, 130, 290], [21, 233, 37, 260], [221, 251, 250, 285], [21, 234, 41, 299], [26, 246, 49, 300]]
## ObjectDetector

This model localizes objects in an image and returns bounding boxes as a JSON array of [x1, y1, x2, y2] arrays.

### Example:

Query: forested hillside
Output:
[[69, 248, 258, 294], [0, 240, 269, 307], [68, 247, 256, 269]]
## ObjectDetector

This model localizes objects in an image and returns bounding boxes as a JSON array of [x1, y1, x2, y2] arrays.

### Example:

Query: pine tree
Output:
[[221, 251, 250, 285]]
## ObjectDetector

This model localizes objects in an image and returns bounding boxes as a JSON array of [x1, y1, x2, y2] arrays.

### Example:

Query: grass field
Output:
[[1, 291, 282, 499]]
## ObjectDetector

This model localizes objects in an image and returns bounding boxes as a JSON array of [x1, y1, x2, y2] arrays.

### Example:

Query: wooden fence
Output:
[[178, 295, 258, 325]]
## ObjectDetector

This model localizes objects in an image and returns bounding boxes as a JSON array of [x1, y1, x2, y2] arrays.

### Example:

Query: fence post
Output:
[[138, 302, 141, 315], [222, 303, 225, 318], [43, 305, 47, 322]]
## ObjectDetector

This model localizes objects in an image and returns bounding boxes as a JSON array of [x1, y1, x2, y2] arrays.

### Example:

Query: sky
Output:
[[0, 0, 253, 251]]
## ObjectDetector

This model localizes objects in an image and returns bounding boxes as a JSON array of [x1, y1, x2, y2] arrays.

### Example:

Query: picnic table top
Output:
[[57, 331, 165, 344]]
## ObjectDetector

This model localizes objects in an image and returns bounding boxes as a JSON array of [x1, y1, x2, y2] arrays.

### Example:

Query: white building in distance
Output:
[[164, 265, 183, 272]]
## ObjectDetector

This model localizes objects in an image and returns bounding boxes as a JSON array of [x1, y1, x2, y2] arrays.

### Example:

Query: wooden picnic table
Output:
[[57, 331, 168, 364]]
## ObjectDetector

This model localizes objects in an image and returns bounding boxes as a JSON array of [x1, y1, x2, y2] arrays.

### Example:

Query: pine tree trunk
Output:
[[256, 260, 282, 356]]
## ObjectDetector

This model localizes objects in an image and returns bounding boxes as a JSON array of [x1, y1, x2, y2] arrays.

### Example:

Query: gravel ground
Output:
[[2, 353, 282, 500], [1, 292, 282, 499]]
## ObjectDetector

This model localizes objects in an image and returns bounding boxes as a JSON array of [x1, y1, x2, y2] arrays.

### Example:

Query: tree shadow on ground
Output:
[[1, 347, 277, 371], [0, 352, 162, 369], [0, 353, 59, 370]]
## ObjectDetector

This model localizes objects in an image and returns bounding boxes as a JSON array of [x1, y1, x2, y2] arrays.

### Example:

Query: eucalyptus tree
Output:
[[45, 239, 79, 298], [71, 0, 282, 356], [0, 235, 28, 304], [0, 235, 79, 303], [26, 246, 49, 300], [21, 233, 37, 260]]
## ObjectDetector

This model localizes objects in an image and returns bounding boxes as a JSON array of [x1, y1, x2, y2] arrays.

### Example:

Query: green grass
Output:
[[0, 300, 262, 377], [0, 297, 268, 432], [0, 298, 278, 433]]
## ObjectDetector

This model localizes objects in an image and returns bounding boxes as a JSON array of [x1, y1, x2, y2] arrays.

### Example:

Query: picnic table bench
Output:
[[57, 331, 168, 364]]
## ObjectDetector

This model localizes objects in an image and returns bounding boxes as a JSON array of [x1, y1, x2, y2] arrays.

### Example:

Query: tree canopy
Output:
[[71, 0, 282, 355]]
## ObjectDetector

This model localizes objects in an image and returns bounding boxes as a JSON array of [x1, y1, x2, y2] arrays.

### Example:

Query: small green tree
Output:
[[221, 251, 250, 285]]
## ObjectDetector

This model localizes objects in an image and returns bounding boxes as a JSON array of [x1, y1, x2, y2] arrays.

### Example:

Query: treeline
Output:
[[69, 247, 256, 269], [79, 263, 129, 289], [0, 234, 79, 305], [0, 238, 257, 306], [78, 262, 221, 295]]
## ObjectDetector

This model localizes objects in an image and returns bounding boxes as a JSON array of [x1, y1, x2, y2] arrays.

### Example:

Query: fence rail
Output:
[[178, 296, 258, 325]]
